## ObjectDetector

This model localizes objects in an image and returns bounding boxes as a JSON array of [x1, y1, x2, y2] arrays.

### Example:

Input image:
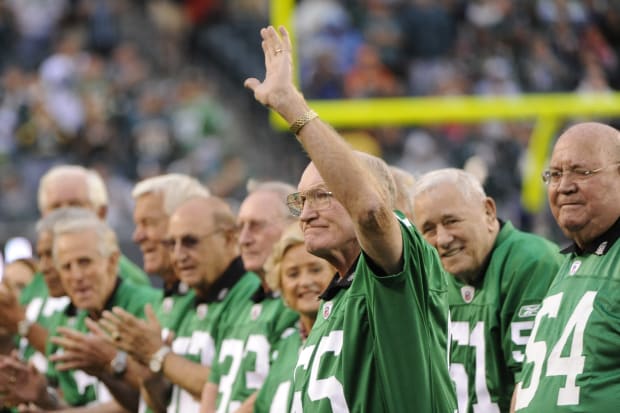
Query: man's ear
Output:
[[484, 197, 497, 225]]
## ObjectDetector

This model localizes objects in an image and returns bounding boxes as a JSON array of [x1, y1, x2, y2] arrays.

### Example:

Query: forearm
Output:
[[96, 373, 139, 413], [141, 373, 173, 413], [162, 353, 210, 398], [199, 382, 218, 413], [51, 400, 129, 413], [26, 323, 49, 355]]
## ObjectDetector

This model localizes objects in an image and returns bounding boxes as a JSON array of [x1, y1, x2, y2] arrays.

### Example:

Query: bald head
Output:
[[548, 122, 620, 247], [168, 196, 239, 294], [172, 196, 236, 230], [554, 122, 620, 162]]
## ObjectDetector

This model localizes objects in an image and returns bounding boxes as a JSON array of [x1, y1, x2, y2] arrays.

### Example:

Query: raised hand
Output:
[[244, 26, 304, 119], [99, 304, 164, 365]]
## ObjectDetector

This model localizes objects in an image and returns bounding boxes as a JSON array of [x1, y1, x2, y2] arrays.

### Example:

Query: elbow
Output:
[[357, 200, 393, 235]]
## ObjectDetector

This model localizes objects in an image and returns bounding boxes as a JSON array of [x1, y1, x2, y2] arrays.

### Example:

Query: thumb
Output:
[[145, 304, 160, 328], [244, 78, 260, 91]]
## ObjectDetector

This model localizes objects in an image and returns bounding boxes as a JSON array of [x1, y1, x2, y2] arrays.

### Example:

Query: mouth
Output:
[[298, 290, 321, 300], [73, 286, 92, 303], [441, 248, 462, 258]]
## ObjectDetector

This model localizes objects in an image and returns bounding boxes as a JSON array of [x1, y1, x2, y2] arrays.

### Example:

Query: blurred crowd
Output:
[[0, 0, 620, 251]]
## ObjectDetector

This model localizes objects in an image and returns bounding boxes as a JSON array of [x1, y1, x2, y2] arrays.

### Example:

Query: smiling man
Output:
[[412, 168, 561, 413], [514, 122, 620, 413]]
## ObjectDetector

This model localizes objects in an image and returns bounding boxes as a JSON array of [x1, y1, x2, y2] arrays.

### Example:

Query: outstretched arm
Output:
[[244, 26, 402, 274]]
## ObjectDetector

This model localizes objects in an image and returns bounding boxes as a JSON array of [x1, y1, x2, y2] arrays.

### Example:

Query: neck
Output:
[[299, 313, 316, 336]]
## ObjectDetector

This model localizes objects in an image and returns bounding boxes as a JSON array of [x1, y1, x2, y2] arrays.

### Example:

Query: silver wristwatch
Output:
[[18, 318, 33, 337], [149, 346, 171, 373], [111, 350, 128, 377]]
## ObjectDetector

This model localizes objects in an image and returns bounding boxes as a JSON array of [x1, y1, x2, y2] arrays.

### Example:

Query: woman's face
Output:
[[280, 244, 335, 319]]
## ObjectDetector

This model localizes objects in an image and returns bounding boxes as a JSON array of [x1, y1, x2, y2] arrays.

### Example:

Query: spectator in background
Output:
[[2, 257, 36, 297]]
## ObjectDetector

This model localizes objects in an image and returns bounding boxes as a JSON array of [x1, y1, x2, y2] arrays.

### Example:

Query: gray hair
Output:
[[355, 151, 397, 209], [38, 165, 108, 212], [246, 180, 297, 221], [412, 168, 486, 204], [132, 173, 210, 216], [36, 207, 99, 234], [53, 214, 119, 263]]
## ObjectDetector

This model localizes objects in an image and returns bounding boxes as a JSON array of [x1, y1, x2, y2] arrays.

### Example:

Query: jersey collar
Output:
[[561, 216, 620, 256], [195, 256, 246, 306], [319, 255, 359, 300]]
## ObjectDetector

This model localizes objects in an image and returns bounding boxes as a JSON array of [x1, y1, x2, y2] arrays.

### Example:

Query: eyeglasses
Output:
[[541, 162, 620, 185], [161, 230, 223, 251], [286, 188, 333, 217]]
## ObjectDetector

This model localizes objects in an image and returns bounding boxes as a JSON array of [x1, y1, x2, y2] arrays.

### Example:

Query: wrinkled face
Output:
[[41, 175, 93, 216], [3, 261, 34, 297], [166, 212, 227, 290], [413, 184, 496, 282], [548, 135, 620, 246], [54, 230, 117, 313], [132, 192, 170, 275], [238, 191, 289, 273], [280, 244, 335, 319], [298, 163, 357, 260], [36, 230, 65, 297]]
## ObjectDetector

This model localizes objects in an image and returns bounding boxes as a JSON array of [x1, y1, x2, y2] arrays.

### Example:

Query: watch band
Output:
[[111, 350, 128, 378], [149, 345, 171, 373], [18, 318, 33, 337]]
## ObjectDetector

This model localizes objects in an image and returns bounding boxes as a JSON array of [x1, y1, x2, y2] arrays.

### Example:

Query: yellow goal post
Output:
[[269, 0, 620, 213]]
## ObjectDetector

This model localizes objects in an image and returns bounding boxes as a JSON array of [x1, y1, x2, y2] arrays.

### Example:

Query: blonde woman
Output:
[[254, 223, 335, 413]]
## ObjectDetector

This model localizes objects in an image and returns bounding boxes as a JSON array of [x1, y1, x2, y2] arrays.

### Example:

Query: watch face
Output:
[[112, 351, 127, 374], [149, 358, 162, 373]]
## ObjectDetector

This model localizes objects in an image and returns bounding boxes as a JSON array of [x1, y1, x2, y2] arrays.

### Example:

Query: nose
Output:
[[436, 225, 454, 248], [238, 224, 253, 245], [132, 225, 145, 243], [555, 172, 578, 193], [299, 202, 318, 222]]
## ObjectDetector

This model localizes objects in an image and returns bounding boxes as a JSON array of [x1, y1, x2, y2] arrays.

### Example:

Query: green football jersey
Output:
[[17, 273, 70, 371], [118, 254, 151, 286], [288, 214, 456, 412], [17, 254, 150, 370], [47, 279, 161, 406], [158, 259, 261, 413], [209, 278, 299, 413], [448, 221, 561, 413], [139, 282, 193, 413], [515, 229, 620, 412], [254, 325, 302, 413]]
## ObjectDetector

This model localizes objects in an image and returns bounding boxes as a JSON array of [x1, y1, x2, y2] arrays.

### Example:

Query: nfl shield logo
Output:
[[162, 297, 173, 314], [569, 260, 581, 275], [251, 304, 262, 320], [461, 286, 475, 304], [197, 303, 208, 320], [322, 301, 333, 320]]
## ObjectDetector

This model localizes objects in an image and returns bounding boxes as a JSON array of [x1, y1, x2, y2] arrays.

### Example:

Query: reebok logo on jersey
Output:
[[518, 304, 541, 318]]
